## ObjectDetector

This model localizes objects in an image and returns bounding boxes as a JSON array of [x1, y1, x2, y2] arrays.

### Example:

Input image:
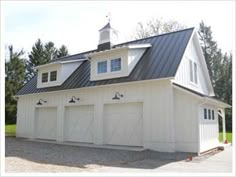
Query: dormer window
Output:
[[50, 71, 57, 81], [111, 58, 121, 72], [97, 61, 107, 74], [42, 73, 48, 83]]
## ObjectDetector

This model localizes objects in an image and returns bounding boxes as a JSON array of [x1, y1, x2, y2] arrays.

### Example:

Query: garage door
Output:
[[35, 107, 57, 140], [64, 105, 94, 143], [104, 103, 143, 146]]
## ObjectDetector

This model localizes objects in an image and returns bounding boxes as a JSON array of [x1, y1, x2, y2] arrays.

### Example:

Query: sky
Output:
[[2, 1, 235, 58]]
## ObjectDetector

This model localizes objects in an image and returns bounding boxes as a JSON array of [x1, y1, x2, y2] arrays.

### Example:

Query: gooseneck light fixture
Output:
[[112, 92, 123, 100], [36, 98, 47, 105], [69, 96, 80, 103]]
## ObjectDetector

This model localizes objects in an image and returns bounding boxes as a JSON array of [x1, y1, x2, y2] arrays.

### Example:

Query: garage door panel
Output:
[[35, 107, 57, 140], [64, 105, 94, 143], [104, 103, 143, 147]]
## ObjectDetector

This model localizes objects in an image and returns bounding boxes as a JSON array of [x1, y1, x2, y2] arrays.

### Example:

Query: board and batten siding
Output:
[[174, 36, 210, 96], [16, 79, 176, 152], [198, 105, 219, 153], [173, 88, 199, 153]]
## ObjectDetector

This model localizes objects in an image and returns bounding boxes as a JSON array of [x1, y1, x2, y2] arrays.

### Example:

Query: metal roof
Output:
[[16, 28, 194, 95], [173, 83, 231, 108]]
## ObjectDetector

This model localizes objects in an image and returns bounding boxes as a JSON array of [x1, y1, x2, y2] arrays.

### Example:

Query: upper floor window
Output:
[[50, 71, 57, 81], [97, 61, 107, 74], [208, 109, 211, 120], [42, 72, 48, 83], [111, 58, 121, 72], [189, 59, 198, 84], [204, 108, 207, 119]]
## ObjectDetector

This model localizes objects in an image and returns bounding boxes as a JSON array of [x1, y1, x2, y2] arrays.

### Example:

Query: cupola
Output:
[[97, 22, 118, 51]]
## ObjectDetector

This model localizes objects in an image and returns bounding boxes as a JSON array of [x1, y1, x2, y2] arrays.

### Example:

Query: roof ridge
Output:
[[115, 27, 195, 46], [54, 27, 194, 61]]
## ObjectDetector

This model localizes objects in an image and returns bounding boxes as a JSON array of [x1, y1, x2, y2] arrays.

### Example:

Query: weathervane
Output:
[[106, 12, 111, 23]]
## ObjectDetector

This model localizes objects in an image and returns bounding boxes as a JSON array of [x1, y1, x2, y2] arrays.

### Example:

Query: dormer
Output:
[[97, 22, 118, 51], [89, 44, 151, 81], [36, 59, 84, 88]]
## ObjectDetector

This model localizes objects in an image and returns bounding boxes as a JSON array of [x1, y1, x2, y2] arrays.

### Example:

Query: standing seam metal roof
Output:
[[16, 28, 194, 95]]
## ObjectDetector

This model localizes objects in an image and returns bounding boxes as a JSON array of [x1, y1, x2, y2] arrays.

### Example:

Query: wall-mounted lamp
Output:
[[36, 98, 47, 105], [69, 96, 80, 103], [112, 92, 123, 100]]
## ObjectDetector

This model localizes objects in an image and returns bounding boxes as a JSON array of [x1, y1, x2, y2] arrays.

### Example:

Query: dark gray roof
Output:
[[16, 28, 194, 95], [173, 83, 231, 107], [49, 50, 95, 63]]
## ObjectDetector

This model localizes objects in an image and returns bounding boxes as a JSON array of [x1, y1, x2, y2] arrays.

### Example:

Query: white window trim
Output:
[[110, 58, 121, 72], [189, 58, 198, 86], [202, 106, 216, 122], [42, 70, 58, 84], [42, 72, 49, 83], [50, 71, 58, 82], [97, 60, 108, 74], [96, 58, 122, 76]]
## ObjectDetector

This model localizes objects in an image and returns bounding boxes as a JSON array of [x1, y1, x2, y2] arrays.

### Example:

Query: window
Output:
[[189, 60, 193, 82], [42, 72, 48, 83], [97, 61, 107, 74], [194, 62, 198, 84], [50, 71, 57, 81], [212, 110, 215, 120], [189, 59, 198, 84], [204, 108, 207, 119], [111, 58, 121, 72], [208, 109, 211, 120]]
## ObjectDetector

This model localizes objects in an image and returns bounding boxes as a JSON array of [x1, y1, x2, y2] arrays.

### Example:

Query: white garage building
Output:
[[16, 23, 230, 154]]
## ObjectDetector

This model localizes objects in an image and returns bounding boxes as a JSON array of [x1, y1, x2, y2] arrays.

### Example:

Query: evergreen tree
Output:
[[5, 45, 25, 123], [26, 39, 69, 81], [198, 21, 232, 131], [57, 45, 69, 58], [44, 41, 57, 61]]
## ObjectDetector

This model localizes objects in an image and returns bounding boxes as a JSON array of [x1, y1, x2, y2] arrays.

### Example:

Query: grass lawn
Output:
[[219, 132, 232, 143], [5, 124, 16, 136]]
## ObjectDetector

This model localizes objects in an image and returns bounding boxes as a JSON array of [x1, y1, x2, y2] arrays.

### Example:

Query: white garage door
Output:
[[104, 103, 143, 146], [64, 105, 94, 143], [35, 107, 57, 140]]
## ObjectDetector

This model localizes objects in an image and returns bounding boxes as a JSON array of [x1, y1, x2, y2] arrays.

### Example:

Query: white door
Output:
[[104, 103, 143, 146], [35, 107, 57, 140], [64, 105, 94, 143]]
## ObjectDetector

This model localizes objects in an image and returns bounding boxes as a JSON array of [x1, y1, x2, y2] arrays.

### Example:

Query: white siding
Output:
[[174, 37, 210, 95], [37, 62, 81, 88], [199, 105, 219, 152], [173, 88, 199, 153], [16, 79, 176, 152]]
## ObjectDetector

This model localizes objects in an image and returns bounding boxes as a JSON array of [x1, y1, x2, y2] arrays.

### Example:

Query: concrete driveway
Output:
[[5, 137, 233, 173]]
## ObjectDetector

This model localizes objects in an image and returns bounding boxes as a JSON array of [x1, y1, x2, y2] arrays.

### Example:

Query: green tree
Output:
[[133, 17, 186, 39], [198, 21, 232, 132], [44, 41, 57, 61], [26, 39, 69, 81], [5, 45, 25, 123], [57, 45, 69, 58]]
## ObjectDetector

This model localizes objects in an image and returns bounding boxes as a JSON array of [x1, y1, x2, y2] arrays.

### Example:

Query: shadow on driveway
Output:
[[5, 137, 195, 170]]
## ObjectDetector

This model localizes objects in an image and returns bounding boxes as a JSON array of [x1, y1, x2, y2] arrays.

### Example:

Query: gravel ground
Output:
[[5, 137, 193, 173], [5, 137, 231, 173]]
